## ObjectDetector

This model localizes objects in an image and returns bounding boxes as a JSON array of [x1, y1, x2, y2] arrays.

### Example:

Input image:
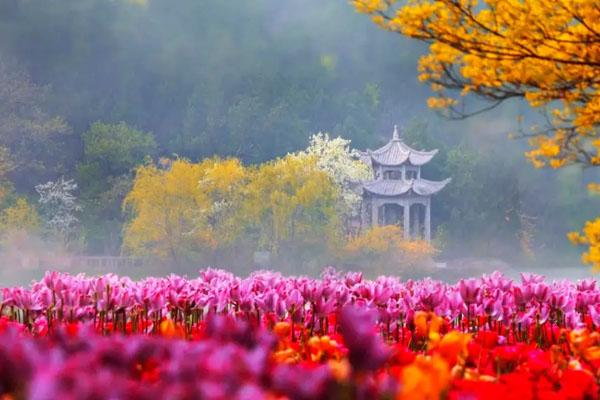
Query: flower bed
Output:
[[1, 268, 600, 399]]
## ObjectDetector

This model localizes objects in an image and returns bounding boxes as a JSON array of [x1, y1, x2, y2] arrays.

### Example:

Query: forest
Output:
[[0, 0, 598, 277]]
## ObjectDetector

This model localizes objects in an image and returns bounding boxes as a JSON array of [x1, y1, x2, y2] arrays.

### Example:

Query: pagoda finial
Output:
[[392, 124, 400, 141]]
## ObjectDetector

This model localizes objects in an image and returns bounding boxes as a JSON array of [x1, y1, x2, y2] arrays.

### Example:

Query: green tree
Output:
[[0, 58, 70, 191], [82, 122, 156, 175], [402, 121, 523, 258], [77, 122, 156, 254]]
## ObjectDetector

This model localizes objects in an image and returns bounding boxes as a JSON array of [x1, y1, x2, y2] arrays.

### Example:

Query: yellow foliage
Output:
[[343, 225, 436, 271], [346, 225, 434, 254], [354, 0, 600, 168], [588, 183, 600, 194], [123, 154, 438, 268], [122, 158, 248, 262], [123, 155, 341, 263], [0, 198, 40, 235], [569, 218, 600, 271], [242, 153, 340, 252], [345, 225, 403, 254], [354, 0, 600, 271]]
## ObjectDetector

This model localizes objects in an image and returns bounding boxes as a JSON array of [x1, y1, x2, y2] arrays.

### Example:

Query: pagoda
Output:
[[359, 126, 450, 242]]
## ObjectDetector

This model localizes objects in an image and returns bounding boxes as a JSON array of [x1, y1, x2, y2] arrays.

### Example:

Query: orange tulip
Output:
[[328, 359, 351, 381], [399, 355, 450, 400], [414, 311, 429, 338], [308, 335, 343, 362], [159, 319, 176, 337], [274, 321, 291, 338], [569, 329, 600, 358], [436, 331, 471, 366], [159, 318, 184, 338], [273, 348, 301, 364]]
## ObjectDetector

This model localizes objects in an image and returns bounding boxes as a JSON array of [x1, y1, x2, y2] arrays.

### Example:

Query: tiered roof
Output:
[[361, 125, 450, 198], [363, 126, 438, 167], [363, 178, 451, 197]]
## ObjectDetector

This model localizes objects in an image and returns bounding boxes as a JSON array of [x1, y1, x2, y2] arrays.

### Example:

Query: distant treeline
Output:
[[0, 0, 597, 268]]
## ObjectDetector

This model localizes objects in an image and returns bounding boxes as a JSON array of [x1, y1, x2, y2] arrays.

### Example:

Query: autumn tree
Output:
[[122, 158, 247, 265], [240, 153, 340, 256], [354, 0, 600, 268], [0, 198, 40, 231], [341, 225, 436, 277], [0, 197, 40, 239], [122, 151, 440, 270]]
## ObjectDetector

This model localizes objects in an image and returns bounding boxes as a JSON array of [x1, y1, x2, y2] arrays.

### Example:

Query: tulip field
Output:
[[2, 269, 600, 399]]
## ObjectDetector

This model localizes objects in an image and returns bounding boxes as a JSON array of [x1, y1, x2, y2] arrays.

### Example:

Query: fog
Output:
[[0, 0, 598, 285]]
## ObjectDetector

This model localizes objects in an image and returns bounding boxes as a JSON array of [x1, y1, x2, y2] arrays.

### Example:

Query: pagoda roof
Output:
[[366, 126, 438, 166], [363, 178, 451, 197]]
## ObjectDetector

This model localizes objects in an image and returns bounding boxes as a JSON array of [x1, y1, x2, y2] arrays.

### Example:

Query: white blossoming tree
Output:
[[35, 177, 81, 244], [299, 133, 371, 232]]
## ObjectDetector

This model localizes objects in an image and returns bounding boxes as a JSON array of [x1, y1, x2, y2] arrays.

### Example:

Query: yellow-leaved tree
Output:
[[0, 148, 40, 243], [342, 225, 436, 277], [0, 197, 40, 240], [242, 153, 340, 255], [122, 158, 247, 265], [123, 153, 438, 270], [123, 154, 341, 268], [353, 0, 600, 269]]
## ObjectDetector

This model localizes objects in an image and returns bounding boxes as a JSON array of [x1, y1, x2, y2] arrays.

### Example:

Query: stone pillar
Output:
[[425, 198, 431, 242], [371, 199, 379, 226], [414, 205, 421, 239], [402, 165, 406, 181], [403, 201, 410, 240], [360, 198, 367, 230], [417, 167, 421, 179]]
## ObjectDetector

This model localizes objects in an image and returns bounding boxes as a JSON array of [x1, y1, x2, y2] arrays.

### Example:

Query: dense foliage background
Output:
[[0, 0, 598, 272]]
